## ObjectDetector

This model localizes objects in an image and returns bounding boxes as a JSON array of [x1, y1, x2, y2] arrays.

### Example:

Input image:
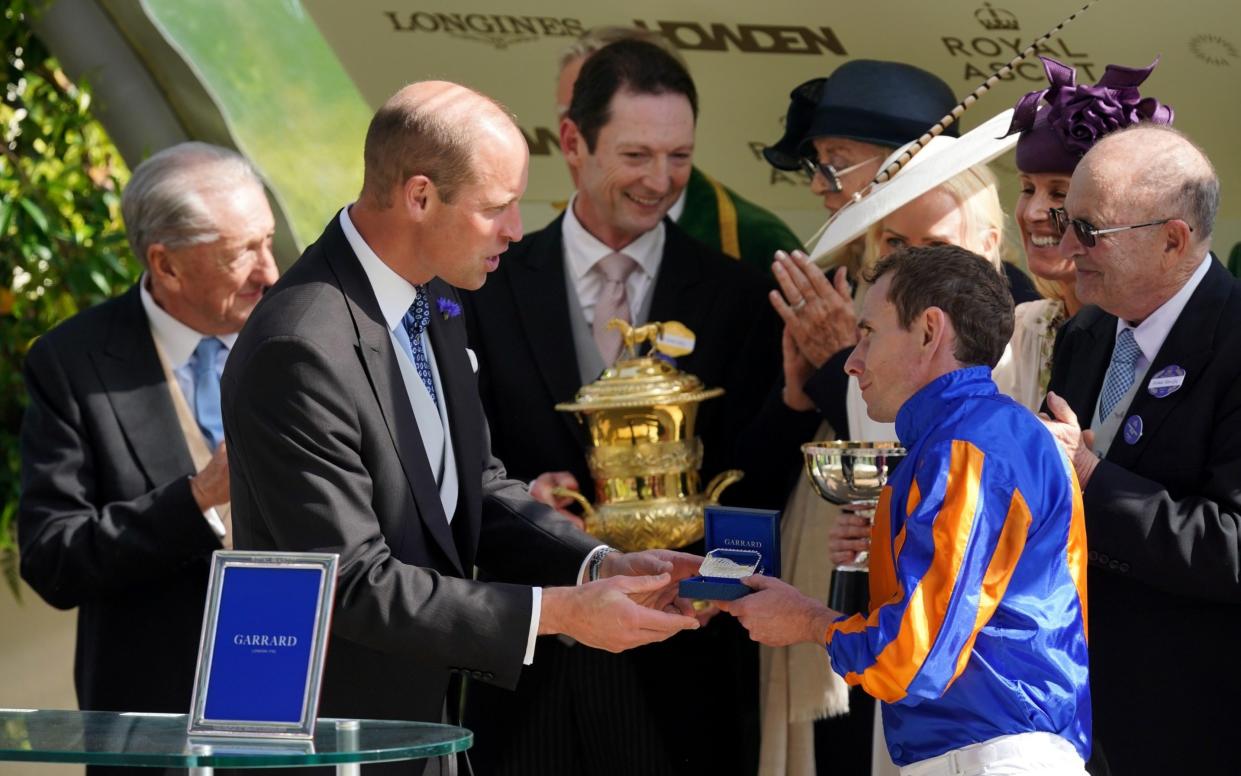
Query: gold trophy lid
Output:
[[555, 320, 724, 412]]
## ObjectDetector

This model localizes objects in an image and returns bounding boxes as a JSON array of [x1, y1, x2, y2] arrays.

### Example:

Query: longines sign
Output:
[[384, 11, 585, 48]]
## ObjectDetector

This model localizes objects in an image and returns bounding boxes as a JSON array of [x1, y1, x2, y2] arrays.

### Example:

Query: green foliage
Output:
[[1, 0, 139, 597]]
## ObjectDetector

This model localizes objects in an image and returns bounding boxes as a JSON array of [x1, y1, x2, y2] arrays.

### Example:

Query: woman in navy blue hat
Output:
[[764, 60, 962, 276]]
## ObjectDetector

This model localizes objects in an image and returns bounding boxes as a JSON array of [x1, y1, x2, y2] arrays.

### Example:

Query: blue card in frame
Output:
[[188, 551, 338, 740], [679, 506, 780, 601]]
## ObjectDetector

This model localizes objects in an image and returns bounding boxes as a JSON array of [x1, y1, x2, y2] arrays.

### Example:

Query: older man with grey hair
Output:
[[1041, 124, 1241, 775], [18, 141, 277, 775]]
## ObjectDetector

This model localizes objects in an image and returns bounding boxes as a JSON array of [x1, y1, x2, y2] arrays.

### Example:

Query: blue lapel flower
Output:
[[437, 296, 462, 320]]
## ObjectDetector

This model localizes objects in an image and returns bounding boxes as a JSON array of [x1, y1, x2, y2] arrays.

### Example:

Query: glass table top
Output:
[[0, 709, 472, 768]]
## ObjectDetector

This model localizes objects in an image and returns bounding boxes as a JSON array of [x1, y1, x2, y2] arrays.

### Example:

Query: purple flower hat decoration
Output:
[[1007, 55, 1174, 173]]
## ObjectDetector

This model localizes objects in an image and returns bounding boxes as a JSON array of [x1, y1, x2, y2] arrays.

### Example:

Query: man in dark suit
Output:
[[1041, 124, 1241, 775], [221, 80, 702, 775], [463, 40, 779, 775], [19, 142, 278, 773], [554, 26, 804, 276]]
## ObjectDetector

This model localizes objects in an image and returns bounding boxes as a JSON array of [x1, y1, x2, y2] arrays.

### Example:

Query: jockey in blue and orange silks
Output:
[[823, 363, 1090, 766], [723, 245, 1091, 775]]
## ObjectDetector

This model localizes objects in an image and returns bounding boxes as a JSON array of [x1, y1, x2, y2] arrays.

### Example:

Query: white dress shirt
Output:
[[139, 277, 233, 539], [563, 195, 664, 324]]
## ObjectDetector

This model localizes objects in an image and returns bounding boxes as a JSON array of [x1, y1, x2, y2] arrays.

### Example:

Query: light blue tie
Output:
[[1098, 328, 1141, 419], [192, 337, 225, 450]]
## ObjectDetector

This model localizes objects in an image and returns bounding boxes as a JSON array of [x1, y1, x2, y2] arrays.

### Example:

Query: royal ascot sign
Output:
[[305, 0, 1241, 253], [940, 2, 1100, 83]]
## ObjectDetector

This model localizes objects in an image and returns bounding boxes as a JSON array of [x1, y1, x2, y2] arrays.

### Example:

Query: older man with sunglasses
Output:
[[1041, 123, 1241, 776]]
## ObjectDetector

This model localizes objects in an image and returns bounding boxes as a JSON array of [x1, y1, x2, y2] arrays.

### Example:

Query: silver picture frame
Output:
[[188, 551, 338, 739]]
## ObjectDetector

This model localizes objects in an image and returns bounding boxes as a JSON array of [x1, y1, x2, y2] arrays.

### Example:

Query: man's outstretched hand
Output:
[[599, 548, 713, 621], [540, 574, 700, 652]]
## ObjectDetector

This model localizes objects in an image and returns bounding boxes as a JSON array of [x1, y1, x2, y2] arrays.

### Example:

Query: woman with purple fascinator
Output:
[[995, 55, 1173, 411]]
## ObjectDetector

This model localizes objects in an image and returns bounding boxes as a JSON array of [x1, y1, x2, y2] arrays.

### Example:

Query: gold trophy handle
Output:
[[550, 486, 596, 518], [705, 469, 744, 503]]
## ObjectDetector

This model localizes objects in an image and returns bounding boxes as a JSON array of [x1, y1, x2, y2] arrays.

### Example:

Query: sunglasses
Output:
[[1048, 207, 1191, 248], [798, 155, 881, 193]]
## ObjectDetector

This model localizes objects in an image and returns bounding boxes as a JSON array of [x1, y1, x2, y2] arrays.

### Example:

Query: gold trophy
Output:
[[552, 320, 742, 552], [802, 441, 906, 615]]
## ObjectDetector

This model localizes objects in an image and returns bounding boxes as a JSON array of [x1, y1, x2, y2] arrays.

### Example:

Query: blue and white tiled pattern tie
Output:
[[402, 286, 438, 408], [1098, 327, 1141, 419]]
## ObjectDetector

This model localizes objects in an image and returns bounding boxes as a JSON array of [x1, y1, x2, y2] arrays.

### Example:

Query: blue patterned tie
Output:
[[192, 337, 225, 450], [1098, 328, 1141, 419], [402, 286, 438, 408]]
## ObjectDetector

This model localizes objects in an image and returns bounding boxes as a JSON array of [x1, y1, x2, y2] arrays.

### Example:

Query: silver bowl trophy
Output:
[[802, 441, 906, 615]]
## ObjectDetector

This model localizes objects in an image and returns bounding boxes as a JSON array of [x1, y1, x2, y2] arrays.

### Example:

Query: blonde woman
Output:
[[844, 162, 1009, 441]]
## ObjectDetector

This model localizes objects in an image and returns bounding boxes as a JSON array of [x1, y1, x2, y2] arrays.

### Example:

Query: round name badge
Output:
[[1147, 365, 1186, 398], [1123, 415, 1144, 445]]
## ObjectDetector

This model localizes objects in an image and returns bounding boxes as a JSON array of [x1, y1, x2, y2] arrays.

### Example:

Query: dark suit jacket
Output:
[[1046, 257, 1241, 775], [19, 285, 223, 774], [462, 216, 779, 774], [221, 214, 599, 741]]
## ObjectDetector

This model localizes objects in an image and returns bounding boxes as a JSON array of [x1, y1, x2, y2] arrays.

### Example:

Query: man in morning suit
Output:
[[554, 26, 804, 275], [19, 142, 278, 774], [464, 39, 780, 775], [1041, 124, 1241, 776], [221, 81, 703, 776]]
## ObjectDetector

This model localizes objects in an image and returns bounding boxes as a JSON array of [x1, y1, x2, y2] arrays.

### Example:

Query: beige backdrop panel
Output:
[[305, 0, 1240, 258], [0, 583, 80, 775]]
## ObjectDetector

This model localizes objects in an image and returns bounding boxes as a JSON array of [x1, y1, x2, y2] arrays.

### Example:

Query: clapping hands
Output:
[[768, 251, 857, 410]]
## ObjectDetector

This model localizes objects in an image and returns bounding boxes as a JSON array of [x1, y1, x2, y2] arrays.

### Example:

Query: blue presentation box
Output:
[[679, 506, 780, 601]]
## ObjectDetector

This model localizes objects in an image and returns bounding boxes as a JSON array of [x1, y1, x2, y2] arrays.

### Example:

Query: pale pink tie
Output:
[[592, 252, 638, 364]]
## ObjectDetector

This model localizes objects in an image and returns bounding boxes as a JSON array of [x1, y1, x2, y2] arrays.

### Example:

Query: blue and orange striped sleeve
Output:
[[823, 439, 1033, 705]]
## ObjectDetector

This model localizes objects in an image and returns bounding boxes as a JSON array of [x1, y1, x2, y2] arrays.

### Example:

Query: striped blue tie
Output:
[[191, 337, 225, 449], [402, 286, 438, 408], [1098, 328, 1141, 419]]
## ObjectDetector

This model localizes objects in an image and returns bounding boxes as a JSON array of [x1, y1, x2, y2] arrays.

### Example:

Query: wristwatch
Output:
[[588, 547, 618, 582]]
